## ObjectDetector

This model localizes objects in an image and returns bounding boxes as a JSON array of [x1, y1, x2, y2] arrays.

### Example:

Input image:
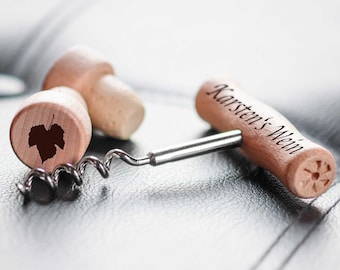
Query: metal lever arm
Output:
[[147, 130, 242, 166], [104, 130, 242, 168]]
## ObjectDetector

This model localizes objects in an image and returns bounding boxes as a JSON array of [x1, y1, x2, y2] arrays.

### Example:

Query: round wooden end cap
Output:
[[10, 87, 92, 172], [287, 148, 336, 198]]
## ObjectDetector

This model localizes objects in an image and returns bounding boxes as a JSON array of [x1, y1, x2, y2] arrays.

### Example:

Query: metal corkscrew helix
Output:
[[17, 130, 242, 200]]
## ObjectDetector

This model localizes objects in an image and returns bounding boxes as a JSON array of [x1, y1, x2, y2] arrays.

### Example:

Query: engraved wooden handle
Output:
[[195, 78, 336, 198]]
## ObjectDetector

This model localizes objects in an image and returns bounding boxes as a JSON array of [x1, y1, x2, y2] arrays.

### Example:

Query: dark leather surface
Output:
[[0, 1, 339, 269]]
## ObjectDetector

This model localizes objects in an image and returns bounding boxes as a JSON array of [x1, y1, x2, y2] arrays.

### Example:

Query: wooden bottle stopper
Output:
[[195, 78, 336, 198], [10, 87, 92, 172], [43, 45, 144, 140]]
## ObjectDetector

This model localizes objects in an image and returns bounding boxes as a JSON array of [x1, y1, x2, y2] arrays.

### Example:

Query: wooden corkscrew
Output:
[[10, 70, 336, 202], [195, 78, 336, 198]]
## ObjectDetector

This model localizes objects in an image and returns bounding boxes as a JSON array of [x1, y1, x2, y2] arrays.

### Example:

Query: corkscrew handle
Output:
[[195, 78, 336, 198]]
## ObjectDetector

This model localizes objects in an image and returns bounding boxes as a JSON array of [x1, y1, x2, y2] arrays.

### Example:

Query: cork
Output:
[[195, 78, 336, 198], [43, 45, 144, 139], [10, 87, 92, 172]]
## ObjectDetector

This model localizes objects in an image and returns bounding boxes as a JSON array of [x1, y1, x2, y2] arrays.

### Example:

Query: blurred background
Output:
[[1, 0, 340, 103]]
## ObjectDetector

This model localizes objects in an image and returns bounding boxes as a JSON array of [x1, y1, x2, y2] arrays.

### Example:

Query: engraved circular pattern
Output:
[[297, 159, 333, 197]]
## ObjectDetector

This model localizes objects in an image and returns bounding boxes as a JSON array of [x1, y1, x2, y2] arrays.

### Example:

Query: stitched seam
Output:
[[277, 195, 340, 270], [250, 197, 319, 270]]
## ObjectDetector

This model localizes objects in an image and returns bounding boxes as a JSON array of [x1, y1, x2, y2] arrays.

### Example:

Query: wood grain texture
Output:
[[42, 45, 144, 139], [195, 78, 336, 198], [92, 75, 145, 139], [10, 86, 91, 172]]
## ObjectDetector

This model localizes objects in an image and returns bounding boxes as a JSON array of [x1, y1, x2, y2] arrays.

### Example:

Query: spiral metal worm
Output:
[[16, 130, 242, 202], [16, 168, 56, 199], [17, 149, 142, 201]]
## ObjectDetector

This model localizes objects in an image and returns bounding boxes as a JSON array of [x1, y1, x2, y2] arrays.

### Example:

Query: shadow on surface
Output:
[[142, 128, 322, 222], [87, 131, 138, 155]]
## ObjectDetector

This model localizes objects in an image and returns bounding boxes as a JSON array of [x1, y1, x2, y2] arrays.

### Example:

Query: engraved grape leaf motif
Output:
[[28, 115, 65, 163]]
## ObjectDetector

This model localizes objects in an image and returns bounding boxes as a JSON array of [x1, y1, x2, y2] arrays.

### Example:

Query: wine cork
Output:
[[10, 87, 91, 172], [43, 45, 144, 139], [195, 78, 336, 198]]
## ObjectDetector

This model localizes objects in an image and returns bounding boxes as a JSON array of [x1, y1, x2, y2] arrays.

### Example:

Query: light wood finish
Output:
[[92, 74, 145, 139], [43, 45, 144, 139], [10, 87, 91, 172], [195, 78, 336, 198]]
